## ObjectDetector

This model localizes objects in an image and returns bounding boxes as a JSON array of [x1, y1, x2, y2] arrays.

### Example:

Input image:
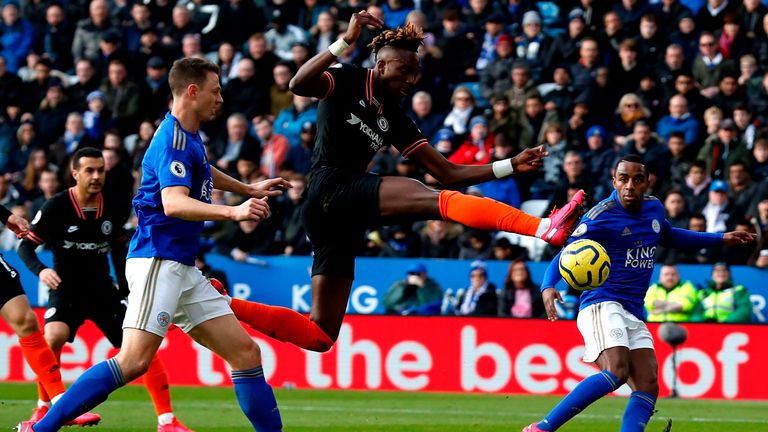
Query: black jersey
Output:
[[25, 188, 125, 285], [313, 64, 428, 172]]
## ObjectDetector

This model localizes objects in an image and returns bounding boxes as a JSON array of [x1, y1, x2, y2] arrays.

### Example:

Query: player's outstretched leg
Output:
[[525, 370, 623, 431], [437, 189, 585, 247], [20, 358, 126, 432], [210, 278, 334, 352], [143, 355, 194, 432]]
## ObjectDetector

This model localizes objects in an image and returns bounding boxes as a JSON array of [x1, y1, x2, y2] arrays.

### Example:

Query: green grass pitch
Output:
[[1, 383, 766, 431]]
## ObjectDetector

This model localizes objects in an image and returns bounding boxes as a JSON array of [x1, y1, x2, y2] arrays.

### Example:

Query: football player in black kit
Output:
[[18, 148, 193, 431], [217, 13, 586, 353]]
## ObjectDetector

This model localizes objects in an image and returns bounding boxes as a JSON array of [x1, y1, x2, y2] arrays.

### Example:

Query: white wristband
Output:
[[492, 159, 515, 178], [328, 39, 349, 57]]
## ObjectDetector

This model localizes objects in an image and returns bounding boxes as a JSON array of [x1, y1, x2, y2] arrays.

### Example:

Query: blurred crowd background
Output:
[[2, 0, 768, 275]]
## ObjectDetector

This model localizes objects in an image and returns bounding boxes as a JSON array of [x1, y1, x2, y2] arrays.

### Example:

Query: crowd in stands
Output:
[[3, 0, 768, 270], [383, 259, 755, 323]]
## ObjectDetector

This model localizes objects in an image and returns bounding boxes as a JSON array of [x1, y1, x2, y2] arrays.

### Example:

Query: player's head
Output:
[[369, 23, 424, 97], [169, 57, 222, 121], [612, 154, 648, 211], [71, 147, 105, 194]]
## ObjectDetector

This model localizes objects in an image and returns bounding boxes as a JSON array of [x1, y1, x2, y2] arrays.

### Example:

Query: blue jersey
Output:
[[128, 113, 213, 266]]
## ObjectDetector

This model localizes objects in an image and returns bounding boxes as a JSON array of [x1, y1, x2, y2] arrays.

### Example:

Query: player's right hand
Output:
[[39, 268, 62, 290], [510, 145, 548, 173], [345, 10, 384, 43], [231, 197, 269, 222], [542, 287, 563, 322], [6, 214, 29, 238]]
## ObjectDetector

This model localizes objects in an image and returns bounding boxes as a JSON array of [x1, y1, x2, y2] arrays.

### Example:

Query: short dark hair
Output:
[[668, 131, 685, 141], [72, 147, 103, 170], [168, 57, 220, 96], [614, 154, 646, 173]]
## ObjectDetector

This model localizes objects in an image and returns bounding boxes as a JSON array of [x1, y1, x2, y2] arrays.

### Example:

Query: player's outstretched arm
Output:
[[289, 10, 383, 99], [408, 144, 548, 188], [161, 185, 270, 222], [722, 231, 757, 246], [210, 166, 292, 198]]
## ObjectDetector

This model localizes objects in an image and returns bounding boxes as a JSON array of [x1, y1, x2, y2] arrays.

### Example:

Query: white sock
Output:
[[535, 218, 551, 238], [50, 394, 62, 405], [38, 399, 52, 408], [158, 412, 175, 425]]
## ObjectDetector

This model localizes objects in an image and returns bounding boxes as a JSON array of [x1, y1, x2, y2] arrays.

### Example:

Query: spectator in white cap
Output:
[[516, 10, 554, 82]]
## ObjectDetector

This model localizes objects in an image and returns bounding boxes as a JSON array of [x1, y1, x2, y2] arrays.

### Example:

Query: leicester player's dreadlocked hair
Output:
[[369, 23, 425, 55]]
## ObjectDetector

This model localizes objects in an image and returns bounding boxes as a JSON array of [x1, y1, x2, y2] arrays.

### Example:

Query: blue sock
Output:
[[232, 366, 283, 431], [620, 390, 656, 432], [34, 358, 125, 432], [538, 370, 621, 431]]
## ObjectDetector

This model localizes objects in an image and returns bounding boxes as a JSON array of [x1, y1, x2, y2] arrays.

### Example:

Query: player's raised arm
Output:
[[407, 144, 548, 188], [289, 11, 383, 99]]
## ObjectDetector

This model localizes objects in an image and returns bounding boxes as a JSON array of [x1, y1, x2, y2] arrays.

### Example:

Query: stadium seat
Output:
[[496, 232, 549, 261]]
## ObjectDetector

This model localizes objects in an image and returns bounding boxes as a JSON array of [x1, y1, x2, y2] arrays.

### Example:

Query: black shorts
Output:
[[303, 167, 382, 278], [45, 283, 126, 347], [0, 254, 25, 309]]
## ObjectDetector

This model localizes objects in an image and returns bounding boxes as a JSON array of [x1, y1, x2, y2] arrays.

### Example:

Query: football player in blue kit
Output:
[[524, 155, 754, 432]]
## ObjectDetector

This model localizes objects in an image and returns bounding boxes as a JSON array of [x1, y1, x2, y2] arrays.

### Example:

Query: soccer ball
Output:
[[558, 239, 611, 290]]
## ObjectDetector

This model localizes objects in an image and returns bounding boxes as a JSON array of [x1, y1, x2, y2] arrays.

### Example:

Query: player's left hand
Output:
[[247, 177, 293, 199], [542, 287, 563, 322], [6, 214, 29, 238], [510, 145, 548, 174], [722, 231, 757, 246]]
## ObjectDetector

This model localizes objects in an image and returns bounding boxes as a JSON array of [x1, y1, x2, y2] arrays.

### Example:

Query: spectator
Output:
[[670, 13, 699, 63], [748, 71, 768, 125], [737, 0, 767, 42], [442, 86, 482, 140], [701, 105, 723, 139], [419, 220, 462, 259], [222, 57, 269, 120], [72, 0, 115, 63], [598, 10, 628, 64], [655, 132, 693, 192], [549, 150, 593, 208], [727, 161, 756, 216], [656, 44, 687, 98], [491, 236, 528, 262], [701, 179, 739, 233], [0, 0, 35, 73], [695, 0, 736, 33], [448, 116, 494, 165], [474, 12, 507, 75], [618, 121, 665, 166], [692, 32, 736, 97], [581, 126, 616, 201], [102, 146, 134, 224], [255, 116, 289, 178], [8, 121, 38, 178], [217, 216, 281, 258], [213, 113, 260, 175], [541, 66, 578, 121], [264, 8, 308, 62], [280, 173, 311, 256], [432, 127, 455, 158], [180, 33, 205, 59], [693, 262, 752, 323], [123, 2, 154, 55], [246, 33, 279, 88], [139, 56, 171, 122], [381, 0, 414, 29], [674, 71, 710, 119], [504, 62, 538, 115], [479, 33, 515, 100], [611, 93, 651, 147], [498, 259, 544, 319], [488, 92, 530, 149], [635, 14, 665, 67], [407, 91, 443, 145], [681, 160, 711, 212], [383, 262, 442, 316], [161, 5, 198, 56], [551, 9, 588, 67], [285, 121, 315, 175], [665, 189, 691, 228], [82, 90, 108, 143], [750, 137, 768, 182], [656, 94, 701, 145], [458, 229, 493, 261], [50, 112, 97, 173], [433, 9, 477, 84], [732, 104, 757, 150], [611, 39, 644, 98], [739, 54, 761, 98], [455, 261, 498, 317], [569, 37, 601, 94], [273, 95, 318, 147], [697, 118, 750, 179], [270, 62, 294, 117], [309, 10, 340, 56], [709, 74, 745, 118], [211, 0, 265, 48], [99, 59, 141, 135], [67, 59, 99, 112], [28, 168, 59, 218], [34, 78, 70, 146], [514, 11, 554, 83], [39, 3, 74, 72], [205, 42, 242, 86], [645, 264, 698, 322], [716, 12, 749, 61]]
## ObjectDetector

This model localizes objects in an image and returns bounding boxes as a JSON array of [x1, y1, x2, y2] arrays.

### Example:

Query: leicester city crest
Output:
[[157, 311, 171, 328]]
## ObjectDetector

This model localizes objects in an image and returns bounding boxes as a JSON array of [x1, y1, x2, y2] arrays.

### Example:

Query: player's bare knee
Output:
[[115, 353, 153, 381], [13, 310, 40, 337], [230, 340, 262, 369], [607, 365, 630, 384]]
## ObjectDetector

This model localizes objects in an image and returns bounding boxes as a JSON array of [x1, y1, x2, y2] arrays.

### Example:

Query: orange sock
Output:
[[143, 355, 172, 416], [230, 299, 334, 352], [19, 332, 65, 401], [36, 348, 61, 403], [438, 190, 540, 236]]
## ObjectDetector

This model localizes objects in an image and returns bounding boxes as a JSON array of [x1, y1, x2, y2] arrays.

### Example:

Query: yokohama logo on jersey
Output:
[[0, 312, 765, 400]]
